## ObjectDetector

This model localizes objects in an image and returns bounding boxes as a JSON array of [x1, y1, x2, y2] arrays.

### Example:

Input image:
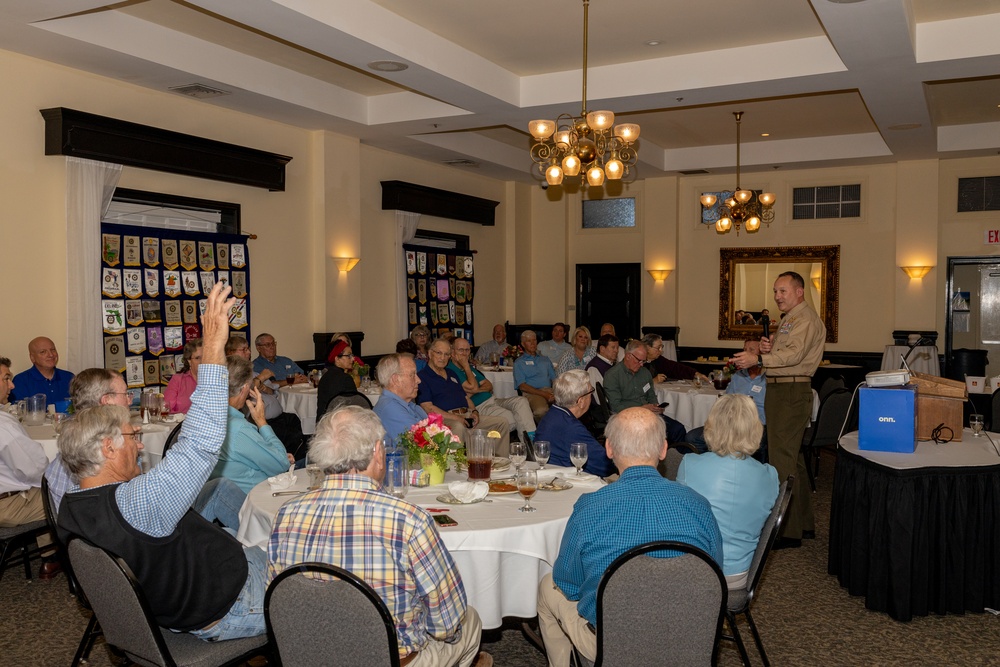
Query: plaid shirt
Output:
[[268, 474, 468, 658]]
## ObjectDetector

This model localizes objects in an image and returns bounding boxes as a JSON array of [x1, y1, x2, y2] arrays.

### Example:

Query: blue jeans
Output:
[[193, 478, 246, 530], [188, 546, 267, 641]]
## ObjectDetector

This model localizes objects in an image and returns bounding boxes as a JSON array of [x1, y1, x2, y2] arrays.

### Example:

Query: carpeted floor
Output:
[[3, 456, 999, 666]]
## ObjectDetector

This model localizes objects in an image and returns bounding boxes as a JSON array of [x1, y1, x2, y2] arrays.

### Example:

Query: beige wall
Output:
[[6, 46, 1000, 377]]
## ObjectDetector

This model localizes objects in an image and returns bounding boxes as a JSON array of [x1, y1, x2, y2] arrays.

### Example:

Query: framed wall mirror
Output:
[[719, 245, 840, 342]]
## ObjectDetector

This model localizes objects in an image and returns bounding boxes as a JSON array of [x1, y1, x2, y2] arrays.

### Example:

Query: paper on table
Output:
[[267, 464, 296, 491]]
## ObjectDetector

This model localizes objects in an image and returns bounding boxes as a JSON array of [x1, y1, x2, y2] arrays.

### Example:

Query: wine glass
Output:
[[534, 440, 551, 470], [516, 469, 538, 513], [510, 442, 527, 473], [970, 413, 985, 438], [569, 442, 588, 477], [490, 352, 499, 370]]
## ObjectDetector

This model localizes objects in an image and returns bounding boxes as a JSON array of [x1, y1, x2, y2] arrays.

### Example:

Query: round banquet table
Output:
[[881, 345, 941, 376], [277, 385, 382, 435], [481, 368, 517, 399], [829, 430, 1000, 621], [26, 418, 176, 468], [237, 463, 604, 629], [654, 381, 724, 431]]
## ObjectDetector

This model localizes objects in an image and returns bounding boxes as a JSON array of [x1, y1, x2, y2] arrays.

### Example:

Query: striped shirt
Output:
[[267, 474, 468, 659]]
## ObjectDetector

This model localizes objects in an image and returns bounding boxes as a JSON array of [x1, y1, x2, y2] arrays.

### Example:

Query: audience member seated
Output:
[[685, 340, 767, 459], [418, 340, 510, 456], [588, 323, 625, 362], [677, 394, 778, 590], [211, 356, 295, 493], [585, 333, 618, 396], [58, 283, 268, 642], [556, 326, 594, 375], [164, 339, 202, 414], [325, 332, 363, 367], [373, 353, 427, 444], [536, 408, 723, 666], [410, 325, 432, 363], [641, 333, 707, 383], [12, 337, 74, 404], [514, 330, 557, 422], [268, 406, 489, 667], [534, 370, 615, 477], [603, 340, 687, 446], [538, 323, 572, 365], [449, 337, 536, 444], [395, 338, 426, 371], [474, 323, 508, 365], [253, 333, 306, 385], [315, 339, 363, 425]]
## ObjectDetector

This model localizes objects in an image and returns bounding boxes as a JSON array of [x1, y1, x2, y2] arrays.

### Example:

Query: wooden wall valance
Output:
[[381, 180, 498, 226]]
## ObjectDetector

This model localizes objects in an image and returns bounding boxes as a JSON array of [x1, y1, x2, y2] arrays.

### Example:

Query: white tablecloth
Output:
[[654, 381, 820, 431], [27, 419, 176, 468], [482, 369, 517, 399], [277, 385, 381, 434], [662, 340, 677, 362], [237, 463, 603, 629], [882, 345, 941, 376], [840, 429, 1000, 469]]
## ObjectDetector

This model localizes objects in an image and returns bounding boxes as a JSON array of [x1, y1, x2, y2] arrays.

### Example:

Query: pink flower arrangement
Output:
[[398, 413, 466, 469], [501, 344, 523, 360]]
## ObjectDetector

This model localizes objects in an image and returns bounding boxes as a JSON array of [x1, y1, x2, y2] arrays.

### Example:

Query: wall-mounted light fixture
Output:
[[647, 269, 671, 281], [335, 257, 360, 272], [900, 266, 932, 279], [811, 277, 822, 291]]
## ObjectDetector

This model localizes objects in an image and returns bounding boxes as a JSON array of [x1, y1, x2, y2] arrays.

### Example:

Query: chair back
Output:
[[807, 388, 856, 449], [730, 476, 794, 613], [818, 376, 846, 402], [596, 541, 726, 666], [326, 393, 373, 414], [660, 448, 685, 481], [990, 387, 1000, 432], [161, 422, 183, 456], [41, 476, 84, 600], [68, 539, 174, 667], [265, 562, 400, 667]]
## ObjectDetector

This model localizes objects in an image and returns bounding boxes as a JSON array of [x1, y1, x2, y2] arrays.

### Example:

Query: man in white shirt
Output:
[[538, 323, 572, 365], [474, 324, 508, 364]]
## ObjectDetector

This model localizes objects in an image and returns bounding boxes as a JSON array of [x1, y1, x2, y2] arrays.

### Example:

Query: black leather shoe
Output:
[[802, 530, 816, 540], [772, 537, 802, 550]]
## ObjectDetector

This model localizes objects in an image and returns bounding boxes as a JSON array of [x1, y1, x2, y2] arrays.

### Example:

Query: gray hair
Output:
[[376, 353, 412, 387], [225, 335, 250, 355], [70, 368, 120, 410], [703, 394, 763, 459], [254, 332, 274, 346], [641, 333, 662, 348], [520, 330, 537, 343], [58, 405, 131, 480], [553, 370, 592, 408], [623, 339, 645, 356], [226, 355, 254, 398], [180, 339, 203, 373], [310, 406, 386, 474], [605, 407, 665, 464], [410, 325, 431, 340]]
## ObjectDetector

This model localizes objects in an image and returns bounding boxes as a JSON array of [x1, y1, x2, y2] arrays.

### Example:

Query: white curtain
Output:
[[66, 157, 123, 370], [395, 210, 421, 340]]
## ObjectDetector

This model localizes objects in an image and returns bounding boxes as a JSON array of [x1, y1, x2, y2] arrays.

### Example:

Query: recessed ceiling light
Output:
[[368, 60, 408, 72], [645, 40, 662, 46], [887, 123, 922, 131]]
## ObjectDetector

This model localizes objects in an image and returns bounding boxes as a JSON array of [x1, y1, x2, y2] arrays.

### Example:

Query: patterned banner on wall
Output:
[[100, 223, 251, 390], [403, 243, 475, 342]]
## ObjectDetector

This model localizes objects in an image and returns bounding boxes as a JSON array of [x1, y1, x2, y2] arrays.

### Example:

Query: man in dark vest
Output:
[[58, 283, 266, 641]]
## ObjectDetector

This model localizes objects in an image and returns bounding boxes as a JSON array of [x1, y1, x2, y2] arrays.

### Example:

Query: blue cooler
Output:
[[858, 385, 917, 453]]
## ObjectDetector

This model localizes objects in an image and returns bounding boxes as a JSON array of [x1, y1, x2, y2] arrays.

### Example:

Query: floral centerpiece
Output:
[[722, 358, 739, 377], [398, 413, 467, 475], [501, 344, 523, 361]]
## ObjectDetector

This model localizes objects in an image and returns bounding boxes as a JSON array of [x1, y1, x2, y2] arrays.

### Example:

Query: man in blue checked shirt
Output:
[[536, 407, 723, 667], [58, 283, 268, 641]]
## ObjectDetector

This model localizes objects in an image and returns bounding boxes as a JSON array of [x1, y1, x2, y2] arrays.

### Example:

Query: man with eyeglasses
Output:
[[59, 284, 270, 642], [602, 340, 687, 446], [252, 333, 306, 385]]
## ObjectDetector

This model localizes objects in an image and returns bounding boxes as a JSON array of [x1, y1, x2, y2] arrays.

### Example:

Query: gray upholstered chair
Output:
[[265, 562, 400, 667], [67, 539, 270, 667], [659, 447, 685, 481], [575, 541, 727, 667], [722, 476, 794, 667]]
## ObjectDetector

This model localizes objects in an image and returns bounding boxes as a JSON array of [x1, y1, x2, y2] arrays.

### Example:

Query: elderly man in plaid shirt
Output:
[[268, 405, 491, 667]]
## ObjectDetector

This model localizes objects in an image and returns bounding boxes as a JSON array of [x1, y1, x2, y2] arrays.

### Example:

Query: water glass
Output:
[[569, 442, 588, 477], [970, 414, 985, 437], [516, 469, 538, 513], [385, 449, 409, 499], [24, 394, 46, 426], [510, 442, 527, 472], [534, 440, 551, 469]]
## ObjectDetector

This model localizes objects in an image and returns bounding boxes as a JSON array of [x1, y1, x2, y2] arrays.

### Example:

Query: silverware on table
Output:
[[272, 490, 306, 497]]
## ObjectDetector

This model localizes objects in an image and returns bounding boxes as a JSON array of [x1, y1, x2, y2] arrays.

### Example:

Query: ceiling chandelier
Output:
[[528, 0, 640, 188], [700, 111, 775, 234]]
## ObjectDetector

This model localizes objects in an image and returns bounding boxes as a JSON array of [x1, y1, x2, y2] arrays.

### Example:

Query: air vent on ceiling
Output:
[[443, 159, 479, 168], [168, 83, 232, 99], [680, 169, 709, 175]]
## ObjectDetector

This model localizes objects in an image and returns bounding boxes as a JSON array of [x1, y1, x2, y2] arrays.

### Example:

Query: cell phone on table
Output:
[[433, 514, 458, 527]]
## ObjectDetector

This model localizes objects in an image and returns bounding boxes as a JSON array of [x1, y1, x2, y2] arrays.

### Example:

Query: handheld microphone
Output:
[[760, 315, 770, 340]]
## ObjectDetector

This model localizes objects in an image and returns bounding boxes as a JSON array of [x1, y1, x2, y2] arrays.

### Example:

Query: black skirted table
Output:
[[829, 431, 1000, 621]]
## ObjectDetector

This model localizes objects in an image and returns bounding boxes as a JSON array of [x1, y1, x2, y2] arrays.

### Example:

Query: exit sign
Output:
[[986, 230, 1000, 244]]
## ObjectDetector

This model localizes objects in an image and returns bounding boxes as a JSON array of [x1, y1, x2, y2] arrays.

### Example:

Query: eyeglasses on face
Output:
[[121, 429, 143, 443], [337, 353, 353, 358], [629, 352, 647, 363], [257, 341, 276, 348]]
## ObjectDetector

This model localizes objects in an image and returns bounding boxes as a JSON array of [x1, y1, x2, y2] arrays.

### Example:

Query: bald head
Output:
[[604, 408, 667, 469], [28, 337, 59, 375]]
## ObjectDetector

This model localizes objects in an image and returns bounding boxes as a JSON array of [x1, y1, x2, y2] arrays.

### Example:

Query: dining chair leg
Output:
[[72, 614, 101, 667], [725, 612, 752, 667], [744, 609, 770, 667]]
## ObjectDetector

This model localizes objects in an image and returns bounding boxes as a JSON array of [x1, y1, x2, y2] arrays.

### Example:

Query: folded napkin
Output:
[[447, 480, 489, 503], [267, 465, 297, 491]]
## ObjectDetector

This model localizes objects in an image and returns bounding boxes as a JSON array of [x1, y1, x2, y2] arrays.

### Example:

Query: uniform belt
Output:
[[400, 651, 419, 666], [766, 376, 812, 384], [0, 490, 25, 501]]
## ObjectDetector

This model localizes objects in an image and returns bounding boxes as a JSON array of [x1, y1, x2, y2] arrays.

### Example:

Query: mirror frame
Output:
[[719, 245, 840, 343]]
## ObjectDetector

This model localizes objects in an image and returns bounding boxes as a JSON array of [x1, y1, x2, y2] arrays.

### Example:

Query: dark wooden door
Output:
[[576, 263, 641, 340]]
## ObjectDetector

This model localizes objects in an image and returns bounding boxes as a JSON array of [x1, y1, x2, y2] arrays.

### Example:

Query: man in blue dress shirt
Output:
[[514, 330, 556, 422], [536, 407, 723, 666], [252, 333, 305, 385], [373, 353, 428, 444], [11, 337, 74, 404]]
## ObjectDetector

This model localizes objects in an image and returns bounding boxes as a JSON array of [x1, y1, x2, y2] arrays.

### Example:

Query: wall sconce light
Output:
[[811, 277, 822, 291], [647, 269, 671, 281], [335, 257, 360, 272], [900, 266, 932, 279]]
